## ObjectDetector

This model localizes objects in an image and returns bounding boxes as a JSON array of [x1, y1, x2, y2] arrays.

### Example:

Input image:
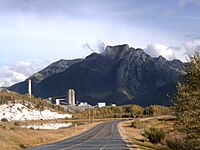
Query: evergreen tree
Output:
[[173, 52, 200, 149]]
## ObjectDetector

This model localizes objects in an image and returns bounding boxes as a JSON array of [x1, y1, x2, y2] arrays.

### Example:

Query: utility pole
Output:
[[89, 107, 91, 123], [92, 107, 95, 123]]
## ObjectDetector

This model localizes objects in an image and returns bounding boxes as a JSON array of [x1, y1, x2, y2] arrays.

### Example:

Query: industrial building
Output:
[[67, 89, 76, 105], [97, 102, 106, 108]]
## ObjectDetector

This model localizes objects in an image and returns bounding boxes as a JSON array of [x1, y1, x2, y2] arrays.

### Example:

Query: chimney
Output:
[[28, 79, 31, 98]]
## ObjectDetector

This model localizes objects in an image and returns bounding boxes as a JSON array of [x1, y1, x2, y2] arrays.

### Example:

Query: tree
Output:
[[173, 52, 200, 149]]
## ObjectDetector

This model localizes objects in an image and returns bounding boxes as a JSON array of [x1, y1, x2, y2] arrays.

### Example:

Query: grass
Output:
[[130, 138, 160, 150], [119, 116, 175, 150], [0, 120, 99, 150]]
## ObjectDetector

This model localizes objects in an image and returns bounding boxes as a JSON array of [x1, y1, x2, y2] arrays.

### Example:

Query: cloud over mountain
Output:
[[184, 38, 200, 55], [0, 60, 50, 87], [145, 43, 176, 60]]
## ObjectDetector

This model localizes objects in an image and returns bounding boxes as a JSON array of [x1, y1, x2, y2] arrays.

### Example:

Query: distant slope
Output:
[[9, 59, 83, 94], [133, 80, 177, 106]]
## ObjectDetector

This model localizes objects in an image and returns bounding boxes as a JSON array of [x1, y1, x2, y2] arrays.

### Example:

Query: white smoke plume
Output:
[[83, 41, 106, 54]]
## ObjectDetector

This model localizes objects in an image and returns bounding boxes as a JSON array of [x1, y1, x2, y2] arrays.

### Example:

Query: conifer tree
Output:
[[173, 52, 200, 149]]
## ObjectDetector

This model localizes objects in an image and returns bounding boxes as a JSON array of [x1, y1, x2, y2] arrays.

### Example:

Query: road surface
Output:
[[26, 120, 129, 150]]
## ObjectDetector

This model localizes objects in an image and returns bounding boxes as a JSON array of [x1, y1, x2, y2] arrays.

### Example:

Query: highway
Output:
[[26, 120, 129, 150]]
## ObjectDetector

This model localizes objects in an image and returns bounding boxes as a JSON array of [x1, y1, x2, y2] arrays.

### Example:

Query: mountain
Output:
[[9, 59, 83, 94], [9, 44, 185, 106]]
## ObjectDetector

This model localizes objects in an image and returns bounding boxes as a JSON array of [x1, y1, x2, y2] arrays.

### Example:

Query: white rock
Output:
[[0, 103, 72, 121]]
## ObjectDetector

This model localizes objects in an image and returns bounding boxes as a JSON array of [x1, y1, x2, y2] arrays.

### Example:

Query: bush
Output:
[[14, 121, 20, 126], [145, 128, 165, 143], [1, 118, 8, 122], [10, 127, 16, 130], [131, 120, 145, 129], [164, 132, 187, 150], [29, 127, 34, 130]]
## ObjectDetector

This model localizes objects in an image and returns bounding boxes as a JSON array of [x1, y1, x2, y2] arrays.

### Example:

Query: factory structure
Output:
[[27, 80, 115, 107], [67, 89, 76, 105], [53, 89, 76, 105]]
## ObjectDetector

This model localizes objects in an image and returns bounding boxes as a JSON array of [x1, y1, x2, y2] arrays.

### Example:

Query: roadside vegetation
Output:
[[120, 52, 200, 150], [76, 105, 171, 119], [172, 52, 200, 149]]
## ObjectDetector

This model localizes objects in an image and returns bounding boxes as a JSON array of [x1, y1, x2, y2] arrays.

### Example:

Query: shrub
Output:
[[29, 127, 34, 130], [14, 121, 20, 126], [131, 120, 145, 129], [145, 128, 165, 143], [10, 127, 16, 130], [1, 118, 8, 122], [164, 132, 187, 150], [19, 143, 27, 148]]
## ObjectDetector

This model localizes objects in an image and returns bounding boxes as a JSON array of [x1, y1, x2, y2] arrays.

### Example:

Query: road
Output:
[[26, 120, 129, 150]]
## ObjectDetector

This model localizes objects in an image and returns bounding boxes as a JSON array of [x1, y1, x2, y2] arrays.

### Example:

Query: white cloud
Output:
[[184, 38, 200, 55], [146, 43, 176, 60], [0, 60, 50, 87]]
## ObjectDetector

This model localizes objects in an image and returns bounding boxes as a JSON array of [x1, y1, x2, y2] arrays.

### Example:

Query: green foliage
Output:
[[1, 118, 8, 122], [173, 52, 200, 149], [145, 128, 165, 144]]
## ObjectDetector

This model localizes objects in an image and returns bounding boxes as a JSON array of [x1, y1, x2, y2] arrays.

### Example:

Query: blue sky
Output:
[[0, 0, 200, 86]]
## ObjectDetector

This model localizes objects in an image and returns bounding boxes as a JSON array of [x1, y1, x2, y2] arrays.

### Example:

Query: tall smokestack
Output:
[[28, 79, 31, 98]]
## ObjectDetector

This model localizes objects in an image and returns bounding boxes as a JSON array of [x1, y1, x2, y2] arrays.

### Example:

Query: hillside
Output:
[[9, 44, 185, 106], [9, 59, 83, 94], [0, 91, 72, 121]]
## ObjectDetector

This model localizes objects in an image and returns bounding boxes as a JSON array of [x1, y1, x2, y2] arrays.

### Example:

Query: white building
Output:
[[67, 89, 75, 105], [78, 102, 88, 106], [97, 102, 106, 108], [56, 99, 60, 105]]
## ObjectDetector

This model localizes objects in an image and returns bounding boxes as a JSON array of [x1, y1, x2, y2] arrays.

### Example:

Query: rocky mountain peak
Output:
[[103, 44, 129, 60]]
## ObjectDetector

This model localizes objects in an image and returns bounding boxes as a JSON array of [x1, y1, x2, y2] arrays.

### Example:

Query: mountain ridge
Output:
[[9, 44, 185, 106]]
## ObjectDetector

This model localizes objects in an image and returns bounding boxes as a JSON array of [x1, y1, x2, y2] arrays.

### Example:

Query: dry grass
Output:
[[119, 121, 157, 150], [0, 120, 99, 150], [119, 116, 175, 150]]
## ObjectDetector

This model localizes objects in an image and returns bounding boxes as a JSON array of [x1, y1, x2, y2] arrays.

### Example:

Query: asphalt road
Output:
[[26, 120, 129, 150]]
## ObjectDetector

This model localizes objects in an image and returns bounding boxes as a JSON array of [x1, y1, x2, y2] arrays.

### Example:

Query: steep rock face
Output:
[[9, 59, 83, 94], [31, 59, 83, 84], [34, 53, 117, 104], [10, 44, 185, 106]]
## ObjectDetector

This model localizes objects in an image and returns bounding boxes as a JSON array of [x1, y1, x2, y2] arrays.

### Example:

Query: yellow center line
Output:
[[61, 125, 106, 150]]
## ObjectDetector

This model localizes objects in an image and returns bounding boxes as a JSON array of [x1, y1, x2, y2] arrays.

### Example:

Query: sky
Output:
[[0, 0, 200, 87]]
